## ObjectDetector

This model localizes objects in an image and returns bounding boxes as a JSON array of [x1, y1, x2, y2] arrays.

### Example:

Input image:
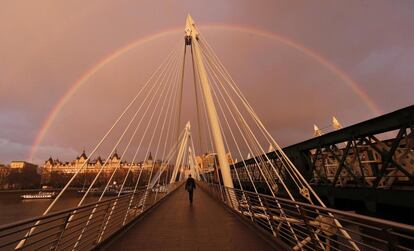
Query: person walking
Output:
[[185, 174, 196, 204]]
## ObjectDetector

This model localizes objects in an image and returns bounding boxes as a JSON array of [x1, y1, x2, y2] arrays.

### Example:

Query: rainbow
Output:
[[28, 24, 382, 161]]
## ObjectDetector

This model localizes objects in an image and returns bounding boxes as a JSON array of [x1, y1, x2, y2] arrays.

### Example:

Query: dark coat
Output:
[[185, 177, 196, 192]]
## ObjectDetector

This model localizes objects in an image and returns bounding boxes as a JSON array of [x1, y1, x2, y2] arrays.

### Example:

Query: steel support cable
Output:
[[201, 48, 294, 200], [101, 51, 181, 226], [137, 54, 181, 173], [152, 133, 185, 187], [199, 37, 358, 251], [194, 57, 227, 201], [97, 50, 183, 243], [153, 102, 181, 195], [197, 37, 314, 249], [193, 58, 214, 162], [129, 55, 183, 192], [168, 45, 187, 173], [191, 44, 214, 154], [206, 66, 246, 192], [176, 128, 191, 183], [210, 83, 261, 194], [94, 46, 181, 241], [198, 38, 299, 175], [207, 60, 298, 238], [201, 49, 303, 195], [199, 38, 308, 193], [125, 85, 177, 219], [208, 67, 265, 194], [186, 144, 197, 180], [148, 57, 182, 190], [176, 43, 187, 143], [71, 45, 181, 250], [14, 44, 179, 251], [170, 127, 191, 183], [68, 70, 166, 249], [190, 48, 205, 153], [75, 44, 180, 209], [118, 52, 185, 199], [187, 142, 199, 179], [208, 74, 259, 223], [205, 58, 306, 249], [192, 45, 215, 155], [137, 51, 182, 214], [169, 125, 188, 183], [199, 42, 273, 163], [200, 42, 307, 200], [199, 40, 335, 250], [153, 49, 184, 189], [201, 45, 304, 245], [169, 72, 183, 156], [151, 77, 183, 187], [199, 43, 327, 250], [179, 141, 189, 181], [189, 134, 207, 181], [198, 41, 284, 169], [196, 66, 217, 174]]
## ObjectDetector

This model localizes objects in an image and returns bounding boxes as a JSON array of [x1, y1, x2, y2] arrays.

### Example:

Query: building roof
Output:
[[111, 150, 120, 160], [46, 157, 54, 164], [79, 150, 87, 159], [96, 156, 103, 165]]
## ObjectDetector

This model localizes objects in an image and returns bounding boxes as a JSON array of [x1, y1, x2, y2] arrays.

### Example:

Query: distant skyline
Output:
[[1, 1, 413, 164]]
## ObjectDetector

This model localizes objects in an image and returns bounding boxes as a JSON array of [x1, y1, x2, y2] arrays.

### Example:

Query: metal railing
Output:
[[200, 182, 414, 251], [0, 183, 181, 251]]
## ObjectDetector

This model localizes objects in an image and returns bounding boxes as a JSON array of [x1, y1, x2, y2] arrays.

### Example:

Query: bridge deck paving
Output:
[[105, 186, 274, 251]]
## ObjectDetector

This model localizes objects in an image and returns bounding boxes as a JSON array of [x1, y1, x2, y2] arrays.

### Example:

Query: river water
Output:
[[0, 191, 99, 226]]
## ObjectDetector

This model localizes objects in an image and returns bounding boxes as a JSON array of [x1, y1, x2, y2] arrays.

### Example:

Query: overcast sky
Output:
[[0, 1, 413, 164]]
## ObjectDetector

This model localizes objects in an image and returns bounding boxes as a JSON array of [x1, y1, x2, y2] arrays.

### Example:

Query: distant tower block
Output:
[[332, 116, 342, 130], [313, 124, 323, 137]]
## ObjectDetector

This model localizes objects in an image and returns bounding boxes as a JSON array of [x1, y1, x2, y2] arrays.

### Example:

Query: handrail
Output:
[[225, 185, 414, 232], [200, 182, 414, 251], [0, 183, 182, 251], [0, 192, 134, 232]]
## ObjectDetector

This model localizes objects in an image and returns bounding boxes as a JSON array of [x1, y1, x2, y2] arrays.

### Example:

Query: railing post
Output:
[[383, 227, 398, 251], [261, 195, 277, 237], [53, 212, 72, 251], [94, 201, 114, 245], [297, 205, 323, 250], [243, 191, 255, 222], [225, 187, 236, 209]]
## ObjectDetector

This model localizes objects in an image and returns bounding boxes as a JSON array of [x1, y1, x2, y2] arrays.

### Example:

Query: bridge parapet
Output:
[[200, 181, 414, 251], [0, 183, 182, 250]]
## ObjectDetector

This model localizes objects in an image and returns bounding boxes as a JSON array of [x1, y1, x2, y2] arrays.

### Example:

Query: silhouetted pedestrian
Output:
[[185, 174, 196, 204]]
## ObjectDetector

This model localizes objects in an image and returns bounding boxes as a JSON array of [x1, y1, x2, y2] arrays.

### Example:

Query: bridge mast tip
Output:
[[186, 14, 194, 23], [185, 14, 198, 43]]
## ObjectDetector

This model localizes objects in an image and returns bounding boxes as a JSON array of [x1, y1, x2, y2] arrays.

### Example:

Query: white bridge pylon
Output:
[[185, 15, 234, 190], [163, 121, 202, 185]]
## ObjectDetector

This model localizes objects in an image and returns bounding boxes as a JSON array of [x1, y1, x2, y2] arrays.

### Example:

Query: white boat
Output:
[[151, 185, 168, 193], [21, 191, 57, 200]]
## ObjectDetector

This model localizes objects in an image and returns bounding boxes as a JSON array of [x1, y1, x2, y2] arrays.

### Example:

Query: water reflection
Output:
[[0, 191, 99, 226]]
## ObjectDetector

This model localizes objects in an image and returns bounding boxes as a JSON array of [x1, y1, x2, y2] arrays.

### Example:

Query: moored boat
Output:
[[21, 191, 57, 200]]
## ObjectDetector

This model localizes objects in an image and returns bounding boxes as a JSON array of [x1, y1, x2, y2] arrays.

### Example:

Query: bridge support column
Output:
[[185, 15, 234, 190]]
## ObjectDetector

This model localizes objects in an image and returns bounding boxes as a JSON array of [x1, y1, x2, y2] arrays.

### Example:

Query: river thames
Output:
[[0, 191, 98, 226]]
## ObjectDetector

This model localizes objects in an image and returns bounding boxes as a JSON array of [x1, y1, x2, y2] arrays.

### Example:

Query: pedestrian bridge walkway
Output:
[[103, 185, 275, 251]]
